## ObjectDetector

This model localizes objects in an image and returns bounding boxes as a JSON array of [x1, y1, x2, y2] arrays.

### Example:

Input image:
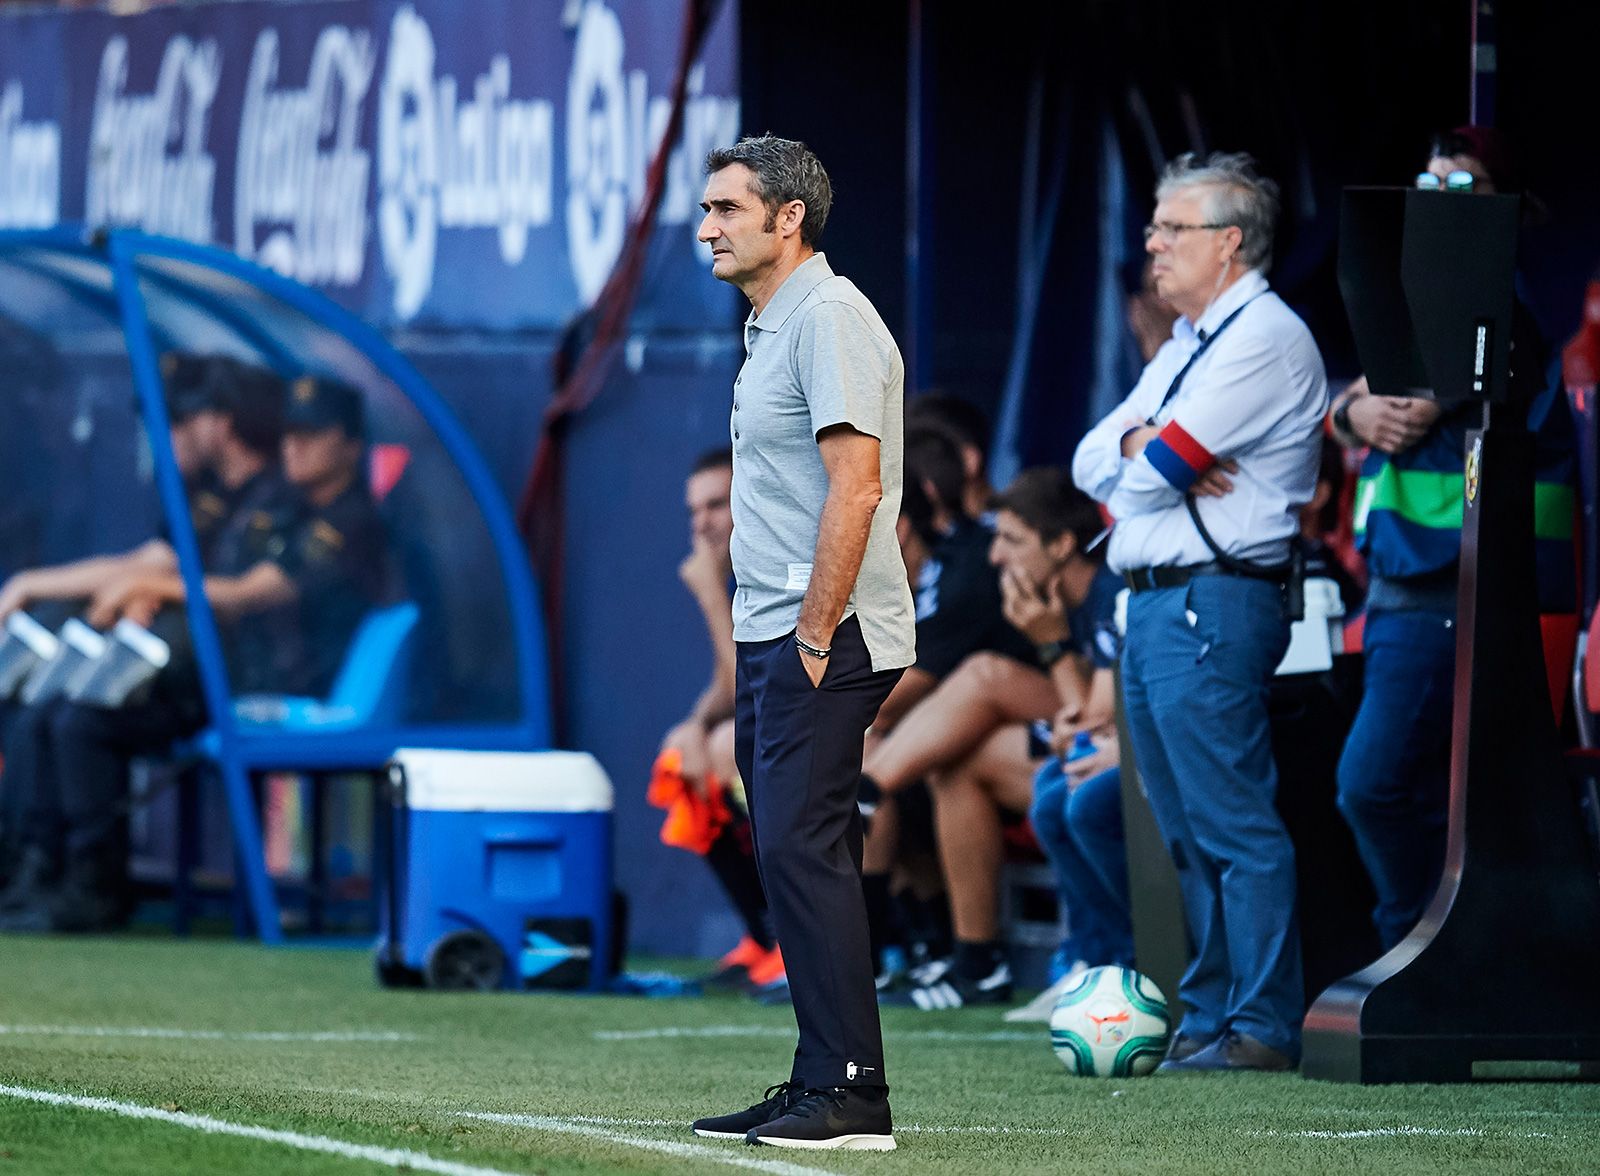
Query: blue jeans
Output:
[[1121, 574, 1301, 1058], [1030, 760, 1133, 967], [1335, 608, 1456, 951]]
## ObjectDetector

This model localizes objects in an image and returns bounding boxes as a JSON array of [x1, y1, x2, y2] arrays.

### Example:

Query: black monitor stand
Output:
[[1302, 189, 1600, 1083]]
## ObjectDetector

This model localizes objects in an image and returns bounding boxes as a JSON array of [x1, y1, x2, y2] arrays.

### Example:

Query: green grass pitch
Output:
[[0, 937, 1596, 1173]]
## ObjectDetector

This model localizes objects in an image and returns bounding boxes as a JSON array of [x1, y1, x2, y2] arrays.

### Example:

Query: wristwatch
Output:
[[1036, 640, 1069, 669], [1332, 397, 1354, 439]]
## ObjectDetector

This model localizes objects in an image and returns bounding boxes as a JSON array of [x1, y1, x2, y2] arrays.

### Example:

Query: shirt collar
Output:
[[1173, 268, 1269, 345], [746, 252, 833, 334]]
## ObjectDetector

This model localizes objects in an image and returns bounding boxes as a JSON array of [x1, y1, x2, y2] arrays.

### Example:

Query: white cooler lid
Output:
[[391, 749, 614, 813]]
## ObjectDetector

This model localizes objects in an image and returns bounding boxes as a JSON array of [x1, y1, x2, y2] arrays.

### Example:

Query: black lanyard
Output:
[[1152, 294, 1262, 420]]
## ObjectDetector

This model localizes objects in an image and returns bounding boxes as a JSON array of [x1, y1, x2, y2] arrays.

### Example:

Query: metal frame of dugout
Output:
[[0, 226, 556, 944], [1299, 189, 1600, 1083]]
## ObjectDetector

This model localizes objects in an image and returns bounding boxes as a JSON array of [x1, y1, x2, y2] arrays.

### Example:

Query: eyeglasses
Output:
[[1142, 221, 1233, 245], [1415, 169, 1477, 193]]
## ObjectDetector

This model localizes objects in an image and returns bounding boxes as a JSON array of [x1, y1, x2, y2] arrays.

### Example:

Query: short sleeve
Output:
[[277, 514, 354, 601], [1070, 572, 1123, 669], [913, 558, 1002, 679], [794, 300, 894, 440]]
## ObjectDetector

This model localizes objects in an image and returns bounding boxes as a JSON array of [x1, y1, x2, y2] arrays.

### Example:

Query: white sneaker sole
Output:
[[752, 1133, 896, 1151], [1003, 967, 1087, 1023], [693, 1128, 748, 1140]]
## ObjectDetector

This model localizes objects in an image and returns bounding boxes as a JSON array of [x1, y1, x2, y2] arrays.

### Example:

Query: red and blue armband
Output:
[[1143, 420, 1216, 492]]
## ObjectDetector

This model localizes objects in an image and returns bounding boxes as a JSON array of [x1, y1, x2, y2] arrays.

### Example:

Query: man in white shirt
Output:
[[1073, 152, 1328, 1072]]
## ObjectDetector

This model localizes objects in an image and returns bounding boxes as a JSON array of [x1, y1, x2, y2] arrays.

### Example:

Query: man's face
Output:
[[686, 464, 734, 555], [988, 509, 1061, 587], [1422, 153, 1496, 194], [283, 425, 359, 490], [698, 164, 784, 289], [169, 415, 207, 478], [1146, 188, 1235, 311], [170, 409, 224, 478]]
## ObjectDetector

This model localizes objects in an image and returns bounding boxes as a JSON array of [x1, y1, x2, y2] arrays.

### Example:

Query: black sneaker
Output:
[[692, 1081, 800, 1140], [889, 960, 1013, 1010], [747, 1086, 895, 1151]]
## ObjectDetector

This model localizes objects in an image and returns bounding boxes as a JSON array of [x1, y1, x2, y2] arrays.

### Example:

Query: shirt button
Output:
[[733, 401, 739, 412], [733, 429, 740, 440]]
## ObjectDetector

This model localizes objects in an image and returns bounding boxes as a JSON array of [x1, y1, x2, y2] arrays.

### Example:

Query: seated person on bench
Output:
[[0, 375, 390, 933], [862, 426, 1035, 987], [0, 355, 295, 912], [652, 446, 783, 994], [864, 469, 1119, 1009]]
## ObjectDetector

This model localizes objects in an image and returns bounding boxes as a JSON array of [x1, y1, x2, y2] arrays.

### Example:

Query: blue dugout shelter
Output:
[[0, 226, 554, 943]]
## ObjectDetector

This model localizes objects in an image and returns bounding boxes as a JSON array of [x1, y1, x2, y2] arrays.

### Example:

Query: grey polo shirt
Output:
[[729, 252, 916, 671]]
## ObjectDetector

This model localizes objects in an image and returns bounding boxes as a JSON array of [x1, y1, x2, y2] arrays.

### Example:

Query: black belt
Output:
[[1122, 561, 1286, 594]]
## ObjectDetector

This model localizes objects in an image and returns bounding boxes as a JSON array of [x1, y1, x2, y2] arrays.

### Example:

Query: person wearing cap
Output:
[[0, 355, 292, 910], [1327, 128, 1576, 953], [1073, 151, 1328, 1072], [3, 371, 394, 933], [84, 373, 392, 697], [0, 357, 301, 931]]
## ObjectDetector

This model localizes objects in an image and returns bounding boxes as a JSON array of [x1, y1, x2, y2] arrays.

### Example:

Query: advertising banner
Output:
[[0, 0, 742, 332]]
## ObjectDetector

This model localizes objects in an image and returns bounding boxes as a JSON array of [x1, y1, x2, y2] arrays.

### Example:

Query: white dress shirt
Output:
[[1072, 270, 1329, 571]]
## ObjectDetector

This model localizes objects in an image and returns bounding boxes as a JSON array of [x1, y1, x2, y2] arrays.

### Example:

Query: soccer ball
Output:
[[1049, 966, 1171, 1077]]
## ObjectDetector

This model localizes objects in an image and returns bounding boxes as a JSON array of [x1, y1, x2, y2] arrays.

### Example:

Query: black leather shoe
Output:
[[1155, 1030, 1218, 1071], [747, 1086, 895, 1151], [692, 1081, 799, 1140], [1161, 1030, 1294, 1073]]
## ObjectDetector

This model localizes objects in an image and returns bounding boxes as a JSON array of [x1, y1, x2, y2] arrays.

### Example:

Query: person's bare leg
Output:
[[862, 795, 900, 874], [930, 724, 1039, 943], [707, 718, 738, 791], [864, 654, 1057, 794]]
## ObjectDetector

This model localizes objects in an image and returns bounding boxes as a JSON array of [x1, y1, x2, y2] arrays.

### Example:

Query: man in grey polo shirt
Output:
[[689, 135, 913, 1152]]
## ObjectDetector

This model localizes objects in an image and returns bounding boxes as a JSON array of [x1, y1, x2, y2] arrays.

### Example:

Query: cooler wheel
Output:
[[424, 929, 507, 990]]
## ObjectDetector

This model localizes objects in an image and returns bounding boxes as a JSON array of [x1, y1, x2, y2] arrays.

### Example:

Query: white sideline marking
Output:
[[594, 1024, 1035, 1043], [0, 1085, 521, 1176], [1257, 1127, 1552, 1140], [461, 1112, 847, 1175], [545, 1114, 1075, 1138], [0, 1024, 417, 1043]]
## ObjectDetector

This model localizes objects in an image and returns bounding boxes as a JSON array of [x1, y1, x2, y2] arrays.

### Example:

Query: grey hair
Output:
[[1156, 151, 1280, 271], [705, 134, 832, 247]]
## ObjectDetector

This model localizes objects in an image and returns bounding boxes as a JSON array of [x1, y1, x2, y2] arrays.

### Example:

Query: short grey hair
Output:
[[1156, 151, 1280, 271], [705, 134, 832, 247]]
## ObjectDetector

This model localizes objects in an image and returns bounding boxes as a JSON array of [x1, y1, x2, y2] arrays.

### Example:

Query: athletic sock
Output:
[[954, 939, 1004, 981]]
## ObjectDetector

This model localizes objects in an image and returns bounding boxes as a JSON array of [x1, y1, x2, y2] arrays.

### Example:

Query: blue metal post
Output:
[[105, 234, 285, 943], [904, 0, 934, 396]]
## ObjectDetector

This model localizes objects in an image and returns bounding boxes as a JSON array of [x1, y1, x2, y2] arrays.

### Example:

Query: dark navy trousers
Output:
[[1121, 574, 1302, 1058], [734, 615, 902, 1091], [1335, 608, 1456, 950]]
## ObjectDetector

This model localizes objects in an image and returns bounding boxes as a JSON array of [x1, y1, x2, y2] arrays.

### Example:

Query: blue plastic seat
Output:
[[231, 601, 421, 733]]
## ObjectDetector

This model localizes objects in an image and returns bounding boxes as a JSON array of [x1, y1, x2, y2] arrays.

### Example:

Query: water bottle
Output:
[[1065, 730, 1096, 764]]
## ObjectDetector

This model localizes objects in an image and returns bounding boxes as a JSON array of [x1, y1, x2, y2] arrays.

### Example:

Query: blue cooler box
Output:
[[376, 749, 614, 992]]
